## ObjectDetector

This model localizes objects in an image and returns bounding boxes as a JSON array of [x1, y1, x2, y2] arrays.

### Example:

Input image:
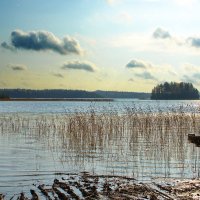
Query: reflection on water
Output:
[[1, 105, 200, 196]]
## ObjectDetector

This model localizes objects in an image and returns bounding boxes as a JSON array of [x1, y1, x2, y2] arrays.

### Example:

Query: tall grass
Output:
[[1, 106, 200, 178]]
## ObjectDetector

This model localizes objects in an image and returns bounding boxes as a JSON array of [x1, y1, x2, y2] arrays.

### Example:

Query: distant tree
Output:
[[151, 82, 199, 100], [0, 89, 102, 99], [0, 92, 9, 99], [0, 89, 151, 99]]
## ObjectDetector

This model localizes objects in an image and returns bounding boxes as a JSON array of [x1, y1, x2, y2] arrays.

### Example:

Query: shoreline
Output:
[[1, 172, 199, 199], [0, 98, 114, 102]]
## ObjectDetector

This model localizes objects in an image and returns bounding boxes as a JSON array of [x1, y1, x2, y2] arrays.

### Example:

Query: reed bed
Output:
[[1, 106, 200, 178]]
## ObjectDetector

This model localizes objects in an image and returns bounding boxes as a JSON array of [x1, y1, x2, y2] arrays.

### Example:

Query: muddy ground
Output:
[[1, 172, 200, 200]]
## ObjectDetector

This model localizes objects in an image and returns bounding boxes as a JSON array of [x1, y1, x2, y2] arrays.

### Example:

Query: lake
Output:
[[0, 99, 200, 114], [1, 99, 200, 197]]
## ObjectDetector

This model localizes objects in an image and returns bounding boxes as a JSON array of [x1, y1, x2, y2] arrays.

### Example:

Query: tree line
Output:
[[151, 82, 199, 100], [0, 89, 151, 99], [0, 89, 101, 99]]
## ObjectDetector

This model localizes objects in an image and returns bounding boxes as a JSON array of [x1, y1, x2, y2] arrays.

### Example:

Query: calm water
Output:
[[0, 99, 200, 114], [1, 99, 200, 197]]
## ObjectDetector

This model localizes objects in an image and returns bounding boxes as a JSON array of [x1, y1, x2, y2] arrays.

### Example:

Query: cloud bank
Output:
[[126, 58, 178, 83], [153, 27, 200, 49], [1, 30, 83, 55], [62, 61, 97, 72], [126, 59, 156, 80]]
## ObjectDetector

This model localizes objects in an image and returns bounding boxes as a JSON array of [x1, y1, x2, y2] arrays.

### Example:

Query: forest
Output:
[[0, 89, 150, 99], [151, 82, 199, 100]]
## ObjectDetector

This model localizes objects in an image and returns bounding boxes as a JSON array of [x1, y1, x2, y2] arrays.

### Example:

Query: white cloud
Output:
[[62, 61, 97, 72], [153, 28, 171, 39], [126, 59, 151, 69], [109, 28, 200, 55], [126, 58, 180, 83], [187, 37, 200, 48], [1, 29, 83, 55]]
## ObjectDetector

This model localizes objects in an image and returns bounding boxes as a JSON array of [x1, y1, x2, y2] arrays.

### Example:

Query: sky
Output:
[[1, 0, 200, 92]]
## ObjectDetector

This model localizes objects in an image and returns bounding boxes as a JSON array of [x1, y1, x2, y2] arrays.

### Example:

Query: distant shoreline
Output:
[[0, 98, 114, 102]]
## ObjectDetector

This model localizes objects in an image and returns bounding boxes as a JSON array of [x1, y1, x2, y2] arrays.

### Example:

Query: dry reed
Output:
[[0, 105, 200, 178]]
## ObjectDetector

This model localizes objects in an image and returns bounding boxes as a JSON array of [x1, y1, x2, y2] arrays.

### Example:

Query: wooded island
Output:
[[151, 82, 199, 100]]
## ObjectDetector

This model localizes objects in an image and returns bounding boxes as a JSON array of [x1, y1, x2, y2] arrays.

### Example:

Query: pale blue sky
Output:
[[1, 0, 200, 91]]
